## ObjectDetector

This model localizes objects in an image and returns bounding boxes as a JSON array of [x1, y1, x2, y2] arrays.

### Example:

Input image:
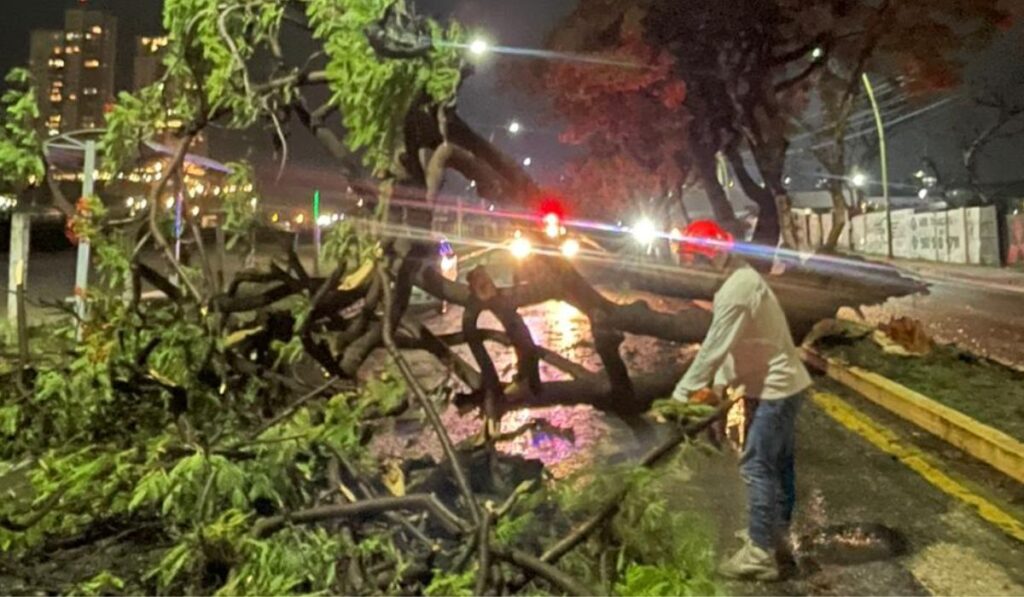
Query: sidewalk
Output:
[[884, 258, 1024, 294]]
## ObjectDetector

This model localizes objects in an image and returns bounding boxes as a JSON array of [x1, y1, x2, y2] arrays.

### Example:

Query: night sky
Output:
[[3, 0, 1023, 204]]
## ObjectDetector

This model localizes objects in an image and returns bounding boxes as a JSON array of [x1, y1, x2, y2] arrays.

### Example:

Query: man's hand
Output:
[[690, 388, 720, 406], [672, 384, 720, 405]]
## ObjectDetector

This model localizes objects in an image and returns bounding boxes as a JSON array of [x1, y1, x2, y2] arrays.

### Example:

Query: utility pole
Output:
[[7, 212, 30, 328]]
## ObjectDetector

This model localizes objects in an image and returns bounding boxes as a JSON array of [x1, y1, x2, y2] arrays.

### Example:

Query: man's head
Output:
[[677, 220, 735, 270]]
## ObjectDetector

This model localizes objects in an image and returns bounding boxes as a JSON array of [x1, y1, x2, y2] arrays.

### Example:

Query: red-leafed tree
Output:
[[530, 0, 1011, 249], [520, 4, 728, 223]]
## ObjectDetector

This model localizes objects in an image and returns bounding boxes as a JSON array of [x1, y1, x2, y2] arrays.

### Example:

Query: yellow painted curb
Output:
[[812, 391, 1024, 543], [803, 349, 1024, 485]]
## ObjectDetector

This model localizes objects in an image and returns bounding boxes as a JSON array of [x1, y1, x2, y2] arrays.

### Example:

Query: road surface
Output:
[[370, 296, 1024, 595], [852, 271, 1024, 370]]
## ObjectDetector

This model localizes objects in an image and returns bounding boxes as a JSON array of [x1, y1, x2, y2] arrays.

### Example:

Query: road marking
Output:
[[811, 390, 1024, 544]]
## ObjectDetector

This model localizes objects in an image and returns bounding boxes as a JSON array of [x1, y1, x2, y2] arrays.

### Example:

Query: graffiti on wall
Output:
[[1008, 214, 1024, 267]]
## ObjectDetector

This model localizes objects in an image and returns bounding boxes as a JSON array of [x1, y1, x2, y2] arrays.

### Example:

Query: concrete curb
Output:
[[802, 348, 1024, 485]]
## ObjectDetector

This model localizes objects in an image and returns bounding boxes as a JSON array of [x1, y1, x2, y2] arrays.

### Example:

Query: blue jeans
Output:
[[740, 392, 805, 550]]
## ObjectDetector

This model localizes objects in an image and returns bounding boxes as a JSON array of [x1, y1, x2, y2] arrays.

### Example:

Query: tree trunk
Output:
[[690, 136, 738, 226], [823, 179, 848, 251]]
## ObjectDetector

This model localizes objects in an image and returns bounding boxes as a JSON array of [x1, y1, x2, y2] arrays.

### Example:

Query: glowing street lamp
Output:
[[508, 120, 522, 134], [522, 157, 532, 167], [469, 38, 490, 56], [851, 172, 867, 188]]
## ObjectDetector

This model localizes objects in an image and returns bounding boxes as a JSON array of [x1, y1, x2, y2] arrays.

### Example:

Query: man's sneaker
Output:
[[718, 538, 780, 581], [734, 528, 797, 576]]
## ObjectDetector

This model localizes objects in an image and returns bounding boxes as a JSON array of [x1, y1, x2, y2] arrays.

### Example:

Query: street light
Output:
[[508, 120, 521, 134], [469, 38, 490, 56], [522, 157, 532, 167], [862, 73, 892, 258], [851, 172, 867, 188]]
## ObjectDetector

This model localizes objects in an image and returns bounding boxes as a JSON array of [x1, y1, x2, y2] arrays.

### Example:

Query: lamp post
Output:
[[862, 73, 892, 258], [312, 189, 321, 276]]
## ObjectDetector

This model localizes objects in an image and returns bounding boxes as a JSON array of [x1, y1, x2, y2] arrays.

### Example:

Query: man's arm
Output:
[[672, 302, 749, 401]]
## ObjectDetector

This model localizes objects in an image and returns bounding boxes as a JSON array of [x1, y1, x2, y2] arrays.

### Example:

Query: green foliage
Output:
[[424, 567, 476, 596], [218, 527, 346, 595], [0, 68, 44, 193], [76, 571, 127, 596], [650, 399, 717, 425], [220, 161, 260, 247], [163, 0, 284, 128], [546, 450, 720, 596], [305, 0, 464, 174], [101, 85, 166, 174]]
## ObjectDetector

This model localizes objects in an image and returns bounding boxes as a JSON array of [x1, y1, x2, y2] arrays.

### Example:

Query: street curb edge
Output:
[[801, 348, 1024, 485]]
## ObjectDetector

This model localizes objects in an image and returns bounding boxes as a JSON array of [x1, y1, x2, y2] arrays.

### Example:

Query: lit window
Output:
[[52, 81, 63, 88], [83, 87, 98, 96], [48, 58, 65, 68], [84, 59, 100, 68], [49, 93, 62, 102], [65, 32, 80, 41], [68, 93, 77, 101], [52, 47, 62, 55], [91, 26, 102, 35], [85, 33, 93, 41]]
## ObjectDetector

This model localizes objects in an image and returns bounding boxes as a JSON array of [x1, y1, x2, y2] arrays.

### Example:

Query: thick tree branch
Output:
[[252, 494, 467, 538], [379, 267, 482, 524]]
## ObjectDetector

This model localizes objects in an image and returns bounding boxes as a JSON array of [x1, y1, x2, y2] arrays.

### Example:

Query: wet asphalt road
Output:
[[853, 273, 1024, 371], [382, 297, 1024, 595], [4, 249, 1024, 595]]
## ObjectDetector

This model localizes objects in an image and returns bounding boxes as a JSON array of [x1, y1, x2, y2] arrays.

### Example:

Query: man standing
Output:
[[671, 220, 812, 581]]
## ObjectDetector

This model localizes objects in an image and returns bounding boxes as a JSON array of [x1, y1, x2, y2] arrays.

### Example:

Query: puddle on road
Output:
[[370, 299, 695, 478]]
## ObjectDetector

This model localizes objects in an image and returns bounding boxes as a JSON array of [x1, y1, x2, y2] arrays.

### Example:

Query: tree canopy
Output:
[[530, 0, 1011, 247]]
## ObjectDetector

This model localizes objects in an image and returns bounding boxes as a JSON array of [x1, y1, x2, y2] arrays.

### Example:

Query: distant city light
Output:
[[811, 47, 824, 60], [918, 188, 929, 199], [523, 157, 532, 167]]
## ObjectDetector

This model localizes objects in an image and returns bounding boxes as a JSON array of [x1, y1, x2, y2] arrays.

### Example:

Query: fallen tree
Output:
[[0, 1, 925, 594]]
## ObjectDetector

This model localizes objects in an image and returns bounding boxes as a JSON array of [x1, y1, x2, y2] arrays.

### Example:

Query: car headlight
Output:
[[560, 238, 580, 258], [509, 237, 533, 260]]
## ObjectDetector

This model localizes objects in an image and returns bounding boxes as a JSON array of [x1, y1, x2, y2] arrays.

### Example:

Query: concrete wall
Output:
[[835, 206, 1002, 265]]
